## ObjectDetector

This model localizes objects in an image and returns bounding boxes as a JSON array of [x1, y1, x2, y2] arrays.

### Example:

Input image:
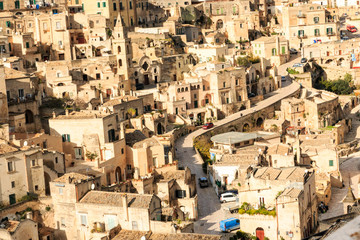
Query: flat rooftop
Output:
[[211, 131, 277, 145]]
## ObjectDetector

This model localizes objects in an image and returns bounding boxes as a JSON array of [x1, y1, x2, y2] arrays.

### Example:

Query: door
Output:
[[144, 74, 149, 85], [256, 227, 265, 240], [9, 194, 16, 205], [223, 176, 228, 185]]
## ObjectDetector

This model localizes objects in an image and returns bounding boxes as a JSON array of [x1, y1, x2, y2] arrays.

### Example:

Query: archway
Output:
[[256, 227, 265, 240], [62, 92, 70, 98], [115, 167, 121, 183], [240, 105, 246, 111], [251, 84, 257, 95], [256, 117, 264, 127], [325, 59, 333, 64], [243, 123, 250, 132], [25, 110, 34, 124], [216, 19, 223, 29], [157, 123, 164, 135], [44, 172, 51, 195]]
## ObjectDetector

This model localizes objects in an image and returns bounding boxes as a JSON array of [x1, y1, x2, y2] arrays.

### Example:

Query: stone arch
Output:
[[256, 117, 264, 127], [115, 167, 121, 183], [57, 82, 64, 86], [25, 110, 34, 124], [157, 123, 164, 135], [242, 123, 250, 132], [62, 92, 70, 98], [325, 59, 333, 64], [216, 19, 223, 29], [240, 105, 246, 111]]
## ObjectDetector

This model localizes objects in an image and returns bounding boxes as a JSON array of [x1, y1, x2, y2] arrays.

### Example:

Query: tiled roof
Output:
[[279, 188, 302, 198], [254, 167, 307, 182], [80, 191, 154, 209], [267, 144, 291, 155], [4, 67, 29, 79], [53, 172, 91, 183], [102, 96, 139, 106], [133, 137, 161, 149], [125, 129, 147, 146], [0, 143, 18, 154]]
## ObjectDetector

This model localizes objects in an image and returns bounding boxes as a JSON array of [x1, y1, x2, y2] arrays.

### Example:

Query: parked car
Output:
[[198, 177, 209, 188], [293, 63, 303, 68], [220, 218, 240, 232], [202, 122, 214, 130], [341, 35, 350, 40], [135, 83, 144, 90], [220, 192, 237, 203], [281, 76, 286, 82], [300, 58, 307, 63], [347, 25, 357, 33], [289, 48, 298, 54]]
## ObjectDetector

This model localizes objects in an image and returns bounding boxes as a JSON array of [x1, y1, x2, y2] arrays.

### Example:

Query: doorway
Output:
[[256, 227, 265, 240], [144, 74, 150, 85], [9, 194, 16, 205]]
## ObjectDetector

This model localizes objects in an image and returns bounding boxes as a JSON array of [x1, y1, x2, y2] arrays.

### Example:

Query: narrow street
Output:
[[175, 82, 300, 234]]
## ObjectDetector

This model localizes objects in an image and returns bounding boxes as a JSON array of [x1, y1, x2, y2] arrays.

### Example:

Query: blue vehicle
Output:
[[219, 218, 240, 232]]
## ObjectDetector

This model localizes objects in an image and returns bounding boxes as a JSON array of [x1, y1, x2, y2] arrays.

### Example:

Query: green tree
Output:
[[344, 73, 352, 82], [237, 57, 249, 67], [86, 151, 98, 161], [127, 108, 136, 117]]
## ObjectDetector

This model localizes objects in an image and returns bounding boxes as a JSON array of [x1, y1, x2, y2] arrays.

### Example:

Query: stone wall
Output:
[[238, 214, 277, 240]]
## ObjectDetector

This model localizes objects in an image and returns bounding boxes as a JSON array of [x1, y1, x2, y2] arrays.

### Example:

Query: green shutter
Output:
[[75, 0, 79, 4], [97, 2, 100, 7], [8, 43, 11, 51], [6, 21, 10, 27], [0, 2, 3, 10], [329, 160, 334, 166], [282, 46, 285, 54], [102, 1, 106, 7], [67, 134, 70, 142], [26, 42, 30, 48]]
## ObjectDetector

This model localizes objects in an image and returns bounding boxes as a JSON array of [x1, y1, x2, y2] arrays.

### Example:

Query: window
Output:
[[223, 82, 226, 88], [25, 42, 30, 48], [119, 2, 123, 10], [329, 160, 334, 166], [236, 79, 238, 85], [194, 94, 197, 99], [314, 29, 320, 36], [127, 165, 132, 170], [80, 214, 87, 226], [55, 157, 58, 164], [298, 30, 304, 37], [113, 2, 117, 10], [59, 188, 63, 195], [61, 217, 66, 227], [121, 148, 124, 154], [102, 1, 106, 7], [129, 1, 132, 9], [43, 22, 48, 30], [0, 2, 3, 10], [15, 0, 20, 9], [29, 23, 32, 28], [18, 88, 24, 98], [314, 17, 319, 23], [56, 22, 61, 30], [11, 181, 15, 188], [31, 159, 36, 167], [326, 28, 333, 35], [240, 23, 243, 28], [58, 40, 63, 47], [132, 221, 138, 230], [281, 46, 285, 54], [97, 1, 100, 7], [96, 73, 101, 80], [176, 190, 186, 198], [35, 185, 38, 191], [6, 21, 10, 27], [62, 134, 70, 142], [272, 48, 277, 56]]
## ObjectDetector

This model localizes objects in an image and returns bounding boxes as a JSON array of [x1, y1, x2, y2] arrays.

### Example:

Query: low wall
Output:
[[238, 214, 277, 240]]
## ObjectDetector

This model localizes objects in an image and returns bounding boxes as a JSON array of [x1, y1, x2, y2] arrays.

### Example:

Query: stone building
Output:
[[252, 36, 290, 66], [280, 4, 340, 49], [0, 144, 45, 205], [49, 110, 127, 185], [0, 219, 39, 240], [238, 167, 317, 240]]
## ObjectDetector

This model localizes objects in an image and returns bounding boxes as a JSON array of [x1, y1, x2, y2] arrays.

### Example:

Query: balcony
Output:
[[297, 35, 307, 39], [327, 32, 335, 36], [8, 95, 36, 106]]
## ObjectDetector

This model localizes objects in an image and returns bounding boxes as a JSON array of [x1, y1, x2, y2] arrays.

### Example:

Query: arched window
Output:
[[272, 48, 277, 56], [313, 17, 319, 23], [118, 46, 121, 53], [185, 87, 188, 91], [181, 88, 184, 92]]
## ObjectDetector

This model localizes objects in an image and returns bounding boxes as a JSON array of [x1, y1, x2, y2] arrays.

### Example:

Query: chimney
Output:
[[65, 109, 69, 116], [52, 111, 56, 118], [122, 194, 129, 221]]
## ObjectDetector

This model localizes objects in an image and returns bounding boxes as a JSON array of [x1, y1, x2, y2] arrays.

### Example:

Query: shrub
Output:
[[238, 209, 246, 214], [287, 68, 300, 74], [45, 206, 51, 211]]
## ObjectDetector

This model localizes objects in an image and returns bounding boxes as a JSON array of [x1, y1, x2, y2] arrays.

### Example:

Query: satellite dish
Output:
[[91, 183, 95, 190], [23, 141, 28, 146]]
